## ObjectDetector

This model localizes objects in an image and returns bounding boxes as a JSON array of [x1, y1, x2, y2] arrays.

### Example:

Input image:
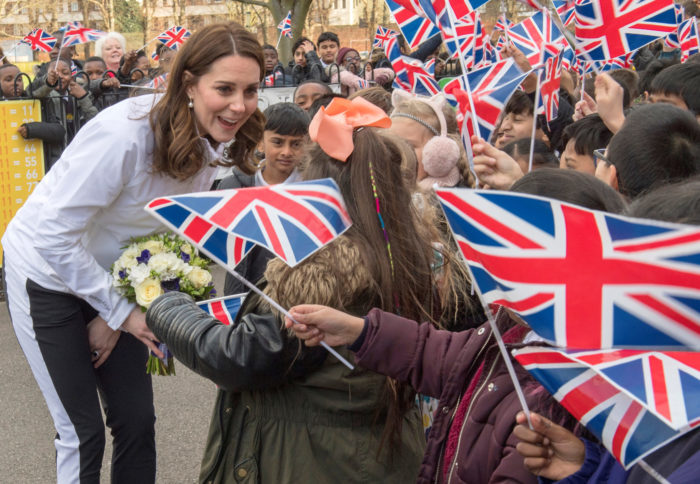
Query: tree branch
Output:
[[236, 0, 271, 11]]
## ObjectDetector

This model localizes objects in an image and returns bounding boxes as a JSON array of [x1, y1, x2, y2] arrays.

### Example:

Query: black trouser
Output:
[[23, 278, 156, 483]]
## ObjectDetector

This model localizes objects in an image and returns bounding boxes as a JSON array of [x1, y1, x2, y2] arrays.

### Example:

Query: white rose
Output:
[[180, 244, 193, 255], [140, 240, 165, 256], [128, 264, 151, 286], [148, 252, 184, 279], [123, 245, 140, 259], [187, 267, 212, 288], [117, 252, 138, 269], [134, 278, 163, 308]]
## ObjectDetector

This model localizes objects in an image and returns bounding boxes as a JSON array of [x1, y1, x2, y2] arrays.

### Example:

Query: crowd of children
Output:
[[2, 5, 700, 482]]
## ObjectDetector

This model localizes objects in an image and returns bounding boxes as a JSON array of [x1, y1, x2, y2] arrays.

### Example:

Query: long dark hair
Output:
[[149, 23, 265, 180], [304, 127, 439, 452]]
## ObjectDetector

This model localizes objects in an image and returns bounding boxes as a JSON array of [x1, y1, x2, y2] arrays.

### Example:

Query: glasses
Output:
[[344, 56, 361, 62], [593, 148, 611, 167]]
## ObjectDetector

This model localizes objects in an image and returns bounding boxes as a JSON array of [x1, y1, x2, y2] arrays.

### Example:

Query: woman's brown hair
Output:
[[149, 23, 265, 180], [303, 127, 439, 453]]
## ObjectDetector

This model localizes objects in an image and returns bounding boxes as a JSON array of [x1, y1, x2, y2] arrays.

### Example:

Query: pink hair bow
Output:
[[309, 96, 391, 162]]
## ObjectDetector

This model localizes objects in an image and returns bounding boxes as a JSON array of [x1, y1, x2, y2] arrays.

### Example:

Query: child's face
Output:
[[52, 61, 73, 91], [261, 131, 306, 178], [1, 66, 22, 97], [294, 46, 307, 67], [318, 40, 339, 64], [84, 61, 106, 81], [498, 111, 534, 148], [263, 48, 278, 72]]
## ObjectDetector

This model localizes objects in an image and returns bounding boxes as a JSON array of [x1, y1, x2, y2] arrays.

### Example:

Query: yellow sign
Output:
[[0, 99, 45, 265]]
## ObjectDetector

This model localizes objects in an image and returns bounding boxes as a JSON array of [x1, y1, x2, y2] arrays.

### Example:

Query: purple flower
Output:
[[118, 270, 127, 279], [209, 287, 217, 297], [180, 252, 191, 263], [136, 249, 151, 264], [161, 278, 180, 292]]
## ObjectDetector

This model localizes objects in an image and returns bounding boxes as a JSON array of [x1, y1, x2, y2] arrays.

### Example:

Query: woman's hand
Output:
[[121, 308, 164, 358], [87, 315, 120, 368], [472, 135, 524, 189], [284, 305, 365, 347], [513, 411, 586, 480]]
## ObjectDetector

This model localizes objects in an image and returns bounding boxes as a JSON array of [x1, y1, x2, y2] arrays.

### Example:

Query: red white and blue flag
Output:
[[146, 179, 352, 267], [507, 10, 566, 66], [388, 36, 440, 96], [21, 28, 57, 52], [277, 11, 293, 39], [148, 73, 169, 90], [157, 26, 191, 50], [553, 0, 577, 27], [494, 15, 514, 33], [434, 189, 700, 350], [539, 46, 564, 123], [679, 18, 700, 62], [513, 346, 695, 468], [146, 194, 255, 271], [575, 0, 678, 61], [561, 349, 700, 430], [62, 22, 105, 47], [373, 26, 399, 49], [664, 4, 685, 49], [443, 58, 528, 141], [576, 51, 636, 74], [196, 294, 246, 326], [386, 0, 440, 49]]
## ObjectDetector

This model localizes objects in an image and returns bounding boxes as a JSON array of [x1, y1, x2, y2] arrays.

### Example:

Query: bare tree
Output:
[[85, 0, 116, 32], [0, 0, 50, 37], [236, 0, 313, 63], [141, 0, 153, 45]]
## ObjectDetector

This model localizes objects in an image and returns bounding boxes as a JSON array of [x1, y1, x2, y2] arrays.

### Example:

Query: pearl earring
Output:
[[188, 98, 193, 108]]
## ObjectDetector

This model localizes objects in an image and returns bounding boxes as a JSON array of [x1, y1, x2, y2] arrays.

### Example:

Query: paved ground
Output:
[[0, 268, 228, 482]]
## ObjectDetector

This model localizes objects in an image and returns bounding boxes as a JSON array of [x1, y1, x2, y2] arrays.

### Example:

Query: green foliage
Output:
[[116, 0, 144, 33]]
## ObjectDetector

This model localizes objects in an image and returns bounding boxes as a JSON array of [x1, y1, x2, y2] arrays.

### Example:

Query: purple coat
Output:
[[354, 308, 539, 484]]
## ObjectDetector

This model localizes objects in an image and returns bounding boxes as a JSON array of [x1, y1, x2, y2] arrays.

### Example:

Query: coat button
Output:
[[488, 382, 497, 391], [477, 327, 485, 335], [225, 407, 232, 414], [442, 406, 449, 414], [237, 468, 248, 478]]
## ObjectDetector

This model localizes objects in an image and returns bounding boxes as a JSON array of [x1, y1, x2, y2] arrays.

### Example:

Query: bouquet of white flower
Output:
[[112, 233, 215, 375]]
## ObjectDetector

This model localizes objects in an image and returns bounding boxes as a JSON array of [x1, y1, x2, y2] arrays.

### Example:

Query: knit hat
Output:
[[336, 47, 358, 65]]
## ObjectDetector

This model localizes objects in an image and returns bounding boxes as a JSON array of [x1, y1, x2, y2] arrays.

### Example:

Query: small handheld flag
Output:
[[21, 28, 57, 53], [277, 11, 293, 39], [156, 26, 191, 50]]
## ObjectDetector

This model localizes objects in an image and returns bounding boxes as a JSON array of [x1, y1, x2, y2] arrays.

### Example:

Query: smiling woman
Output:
[[1, 23, 265, 484]]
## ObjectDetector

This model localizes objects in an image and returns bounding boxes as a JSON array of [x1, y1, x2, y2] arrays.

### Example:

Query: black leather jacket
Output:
[[145, 291, 326, 391]]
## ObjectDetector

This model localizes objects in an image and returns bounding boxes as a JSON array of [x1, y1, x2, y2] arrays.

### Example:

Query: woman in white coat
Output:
[[2, 23, 264, 483]]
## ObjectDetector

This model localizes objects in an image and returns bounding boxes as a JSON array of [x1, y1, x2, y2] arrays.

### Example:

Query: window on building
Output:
[[71, 2, 79, 11]]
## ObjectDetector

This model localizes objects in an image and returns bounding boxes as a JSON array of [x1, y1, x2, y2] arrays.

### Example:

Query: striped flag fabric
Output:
[[277, 11, 293, 39], [575, 0, 678, 60], [157, 26, 191, 50], [62, 21, 105, 47], [146, 179, 352, 268], [434, 189, 700, 350], [679, 18, 700, 62], [147, 73, 169, 90], [21, 28, 57, 52], [513, 346, 695, 469], [373, 26, 399, 49], [386, 0, 441, 49], [539, 46, 564, 123], [196, 294, 246, 326], [507, 10, 567, 66]]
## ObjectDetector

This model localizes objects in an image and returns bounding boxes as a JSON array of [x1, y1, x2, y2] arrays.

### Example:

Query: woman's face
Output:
[[186, 54, 260, 144], [294, 46, 307, 67], [102, 38, 123, 66]]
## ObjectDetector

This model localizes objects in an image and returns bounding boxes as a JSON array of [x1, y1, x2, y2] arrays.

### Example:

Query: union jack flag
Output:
[[553, 0, 577, 27], [277, 11, 293, 39], [148, 73, 169, 91], [196, 294, 246, 326], [494, 15, 514, 33], [679, 18, 700, 63], [564, 349, 700, 430], [373, 26, 399, 49], [575, 0, 678, 61], [62, 22, 105, 47], [513, 346, 694, 468], [576, 51, 635, 74], [664, 4, 685, 49], [443, 58, 527, 141], [146, 195, 255, 271], [146, 179, 352, 267], [391, 53, 441, 96], [539, 46, 564, 123], [386, 0, 440, 49], [151, 51, 159, 62], [436, 7, 481, 63], [157, 26, 191, 50], [21, 28, 57, 53], [515, 0, 546, 9], [508, 10, 566, 66], [434, 189, 700, 350]]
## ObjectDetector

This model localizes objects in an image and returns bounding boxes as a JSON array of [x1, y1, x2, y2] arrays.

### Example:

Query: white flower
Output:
[[140, 239, 165, 256], [187, 267, 212, 288], [128, 264, 151, 286], [134, 278, 163, 308], [116, 252, 138, 270], [123, 245, 140, 259], [148, 252, 184, 279], [180, 244, 193, 255]]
